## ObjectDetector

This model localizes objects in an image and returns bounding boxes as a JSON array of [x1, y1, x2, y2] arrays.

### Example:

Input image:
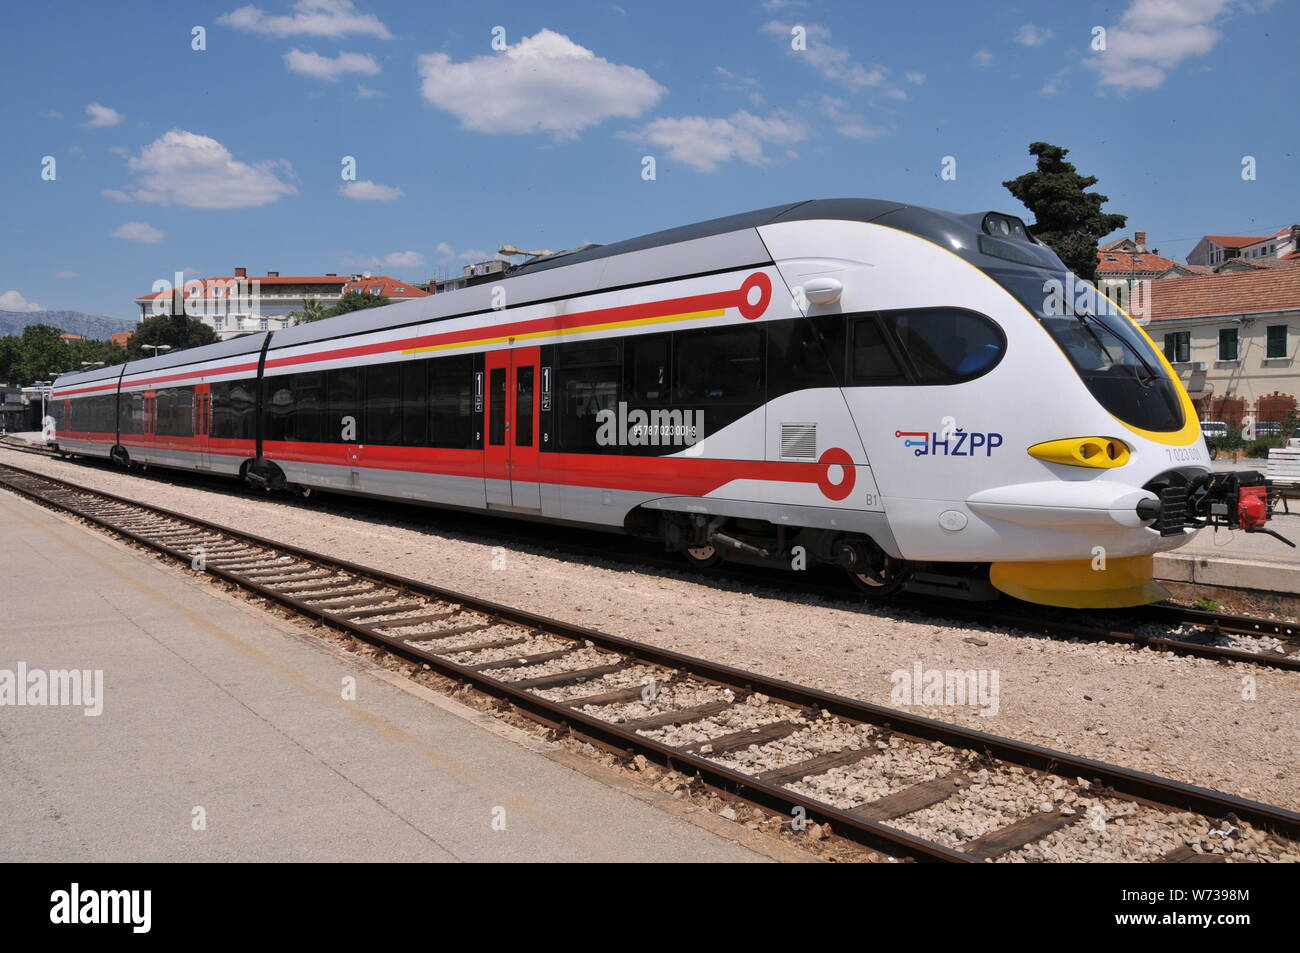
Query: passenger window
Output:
[[555, 340, 620, 453], [882, 308, 1004, 383], [293, 372, 324, 443], [673, 324, 763, 404], [365, 364, 402, 446], [327, 368, 361, 443], [401, 360, 428, 445], [625, 333, 670, 403], [429, 354, 476, 449]]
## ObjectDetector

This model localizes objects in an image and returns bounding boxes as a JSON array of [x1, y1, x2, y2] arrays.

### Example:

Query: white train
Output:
[[49, 199, 1284, 608]]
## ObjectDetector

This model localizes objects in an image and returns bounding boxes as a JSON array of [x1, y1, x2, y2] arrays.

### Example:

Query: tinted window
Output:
[[156, 387, 194, 436], [847, 316, 907, 385], [516, 365, 534, 447], [402, 360, 428, 445], [769, 317, 843, 394], [293, 372, 323, 443], [674, 324, 763, 403], [365, 364, 402, 446], [264, 378, 293, 442], [211, 379, 257, 441], [326, 368, 361, 443], [488, 367, 506, 446], [555, 340, 620, 452], [884, 309, 1004, 383], [625, 333, 671, 403], [429, 354, 477, 449]]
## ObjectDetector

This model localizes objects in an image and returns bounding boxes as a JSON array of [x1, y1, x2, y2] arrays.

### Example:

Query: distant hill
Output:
[[0, 309, 137, 340]]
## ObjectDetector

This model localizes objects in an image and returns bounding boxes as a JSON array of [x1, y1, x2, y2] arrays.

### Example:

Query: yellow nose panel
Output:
[[1028, 436, 1131, 468], [990, 555, 1167, 608]]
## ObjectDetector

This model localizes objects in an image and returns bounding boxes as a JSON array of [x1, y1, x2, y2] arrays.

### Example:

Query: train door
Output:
[[483, 346, 542, 509]]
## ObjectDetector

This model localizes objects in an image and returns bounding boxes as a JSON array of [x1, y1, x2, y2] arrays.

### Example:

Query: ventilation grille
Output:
[[780, 423, 817, 460], [1156, 485, 1189, 536]]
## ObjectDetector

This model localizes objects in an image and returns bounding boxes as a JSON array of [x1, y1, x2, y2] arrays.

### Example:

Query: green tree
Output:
[[289, 297, 328, 325], [323, 290, 391, 318], [1002, 142, 1127, 282], [126, 313, 219, 361], [0, 335, 19, 384], [15, 324, 70, 385]]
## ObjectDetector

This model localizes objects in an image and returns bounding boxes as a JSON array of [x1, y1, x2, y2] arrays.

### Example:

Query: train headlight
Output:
[[1028, 437, 1131, 469]]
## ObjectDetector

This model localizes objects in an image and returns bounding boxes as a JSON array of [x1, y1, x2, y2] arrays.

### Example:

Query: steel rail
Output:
[[3, 459, 1298, 864]]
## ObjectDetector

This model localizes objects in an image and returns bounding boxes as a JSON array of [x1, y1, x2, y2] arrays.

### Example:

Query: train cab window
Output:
[[365, 364, 402, 446], [429, 354, 476, 449], [326, 368, 361, 443], [847, 316, 908, 384], [673, 324, 764, 404], [880, 308, 1004, 383], [769, 316, 844, 396]]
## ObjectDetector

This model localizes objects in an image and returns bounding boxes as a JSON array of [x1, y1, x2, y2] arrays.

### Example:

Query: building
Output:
[[135, 267, 430, 341], [1096, 232, 1201, 300], [1186, 225, 1300, 267], [1146, 266, 1300, 426], [109, 331, 132, 348], [0, 384, 25, 432]]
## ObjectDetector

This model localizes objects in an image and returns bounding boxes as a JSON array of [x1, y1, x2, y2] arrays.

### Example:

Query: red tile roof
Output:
[[1096, 251, 1177, 273], [1204, 234, 1271, 248], [137, 273, 427, 301], [1145, 267, 1300, 322]]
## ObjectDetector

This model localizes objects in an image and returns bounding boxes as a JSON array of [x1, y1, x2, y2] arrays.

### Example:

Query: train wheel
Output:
[[681, 544, 722, 569], [846, 554, 911, 596]]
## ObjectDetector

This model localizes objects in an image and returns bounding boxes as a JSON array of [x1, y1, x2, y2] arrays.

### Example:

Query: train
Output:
[[47, 198, 1287, 609]]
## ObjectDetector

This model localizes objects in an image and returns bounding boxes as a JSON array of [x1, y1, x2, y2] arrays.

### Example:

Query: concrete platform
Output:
[[0, 492, 780, 862]]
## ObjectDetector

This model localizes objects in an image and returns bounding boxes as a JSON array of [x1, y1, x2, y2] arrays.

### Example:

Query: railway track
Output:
[[2, 459, 1297, 863], [5, 440, 1299, 672]]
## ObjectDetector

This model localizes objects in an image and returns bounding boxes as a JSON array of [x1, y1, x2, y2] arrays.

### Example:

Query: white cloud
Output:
[[624, 109, 807, 173], [351, 250, 425, 270], [115, 129, 296, 209], [54, 270, 78, 279], [338, 180, 403, 201], [1014, 24, 1054, 46], [102, 188, 131, 202], [83, 103, 123, 127], [818, 96, 887, 139], [435, 243, 491, 262], [44, 109, 64, 119], [417, 29, 665, 140], [112, 222, 165, 244], [218, 0, 391, 39], [355, 83, 383, 99], [1040, 66, 1072, 96], [972, 49, 994, 68], [1085, 0, 1235, 94], [761, 21, 902, 97], [905, 72, 926, 85], [0, 290, 45, 312], [284, 48, 379, 81]]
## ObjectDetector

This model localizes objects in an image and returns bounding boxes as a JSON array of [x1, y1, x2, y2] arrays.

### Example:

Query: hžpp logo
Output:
[[895, 429, 1004, 457]]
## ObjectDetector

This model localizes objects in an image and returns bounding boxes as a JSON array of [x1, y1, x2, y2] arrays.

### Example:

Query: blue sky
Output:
[[1, 0, 1295, 320]]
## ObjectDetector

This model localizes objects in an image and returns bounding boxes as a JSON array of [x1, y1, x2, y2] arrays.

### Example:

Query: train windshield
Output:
[[988, 267, 1185, 432]]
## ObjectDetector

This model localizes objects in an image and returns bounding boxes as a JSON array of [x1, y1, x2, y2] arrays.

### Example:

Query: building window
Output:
[[214, 317, 225, 330], [259, 318, 268, 331], [1267, 325, 1287, 359], [1164, 331, 1190, 363], [1218, 327, 1239, 361]]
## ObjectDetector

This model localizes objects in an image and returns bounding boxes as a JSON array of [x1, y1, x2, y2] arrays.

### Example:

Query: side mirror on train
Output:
[[803, 277, 843, 306]]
